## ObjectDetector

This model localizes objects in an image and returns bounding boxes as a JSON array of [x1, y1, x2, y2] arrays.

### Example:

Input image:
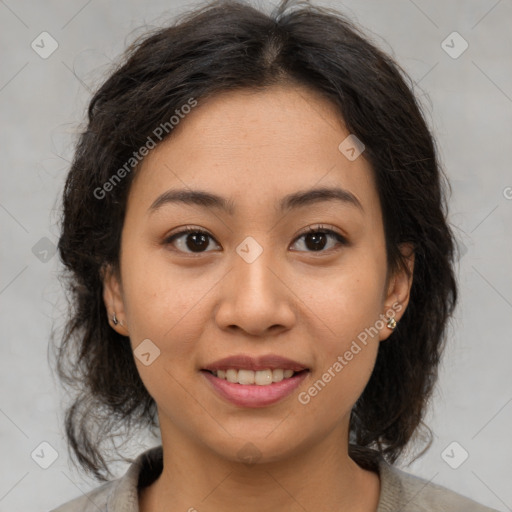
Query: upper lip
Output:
[[202, 354, 308, 372]]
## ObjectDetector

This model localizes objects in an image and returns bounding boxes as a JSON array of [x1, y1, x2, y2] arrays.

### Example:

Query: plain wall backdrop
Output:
[[0, 0, 511, 510]]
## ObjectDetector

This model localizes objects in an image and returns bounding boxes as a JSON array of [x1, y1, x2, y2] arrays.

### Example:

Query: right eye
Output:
[[163, 227, 221, 254]]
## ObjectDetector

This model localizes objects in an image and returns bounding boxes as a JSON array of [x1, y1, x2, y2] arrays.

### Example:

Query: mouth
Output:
[[200, 368, 310, 408], [200, 354, 310, 407]]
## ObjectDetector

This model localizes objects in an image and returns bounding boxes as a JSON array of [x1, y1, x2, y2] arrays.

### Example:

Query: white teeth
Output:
[[272, 369, 284, 383], [211, 368, 301, 385], [254, 369, 273, 386], [238, 369, 255, 385], [226, 369, 238, 383]]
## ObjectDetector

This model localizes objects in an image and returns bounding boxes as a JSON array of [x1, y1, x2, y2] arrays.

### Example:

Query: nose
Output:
[[214, 240, 296, 337]]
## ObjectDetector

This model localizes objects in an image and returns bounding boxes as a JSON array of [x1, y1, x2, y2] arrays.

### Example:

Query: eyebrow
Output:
[[148, 186, 364, 216]]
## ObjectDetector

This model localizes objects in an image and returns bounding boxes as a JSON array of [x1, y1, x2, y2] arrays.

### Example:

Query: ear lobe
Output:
[[379, 242, 415, 341], [101, 263, 129, 336]]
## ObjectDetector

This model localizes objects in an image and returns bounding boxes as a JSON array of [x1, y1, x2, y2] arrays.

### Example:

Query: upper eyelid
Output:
[[166, 224, 344, 239]]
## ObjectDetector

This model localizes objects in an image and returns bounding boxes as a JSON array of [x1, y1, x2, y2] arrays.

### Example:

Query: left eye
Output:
[[291, 226, 347, 253], [164, 225, 347, 254]]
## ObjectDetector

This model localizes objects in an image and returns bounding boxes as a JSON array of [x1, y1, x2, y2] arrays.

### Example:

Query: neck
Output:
[[139, 422, 380, 512]]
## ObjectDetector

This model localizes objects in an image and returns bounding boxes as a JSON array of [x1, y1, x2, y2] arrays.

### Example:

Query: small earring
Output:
[[386, 315, 397, 330], [112, 312, 119, 325]]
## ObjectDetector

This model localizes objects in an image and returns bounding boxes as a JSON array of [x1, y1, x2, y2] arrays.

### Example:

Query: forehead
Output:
[[127, 84, 380, 221]]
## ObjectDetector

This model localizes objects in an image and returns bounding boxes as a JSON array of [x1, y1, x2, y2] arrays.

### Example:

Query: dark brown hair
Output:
[[54, 0, 458, 480]]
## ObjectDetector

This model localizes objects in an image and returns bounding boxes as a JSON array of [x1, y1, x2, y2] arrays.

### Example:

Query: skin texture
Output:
[[103, 83, 414, 512]]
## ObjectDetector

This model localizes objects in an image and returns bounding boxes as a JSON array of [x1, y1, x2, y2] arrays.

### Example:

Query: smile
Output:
[[201, 369, 309, 408]]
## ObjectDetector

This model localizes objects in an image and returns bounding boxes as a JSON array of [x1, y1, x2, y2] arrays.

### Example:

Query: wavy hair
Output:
[[53, 0, 458, 480]]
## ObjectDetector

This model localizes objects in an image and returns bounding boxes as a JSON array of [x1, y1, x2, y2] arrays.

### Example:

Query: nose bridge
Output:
[[214, 232, 295, 335], [232, 234, 280, 302]]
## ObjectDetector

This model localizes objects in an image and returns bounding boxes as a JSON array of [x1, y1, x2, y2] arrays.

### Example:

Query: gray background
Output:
[[1, 0, 511, 510]]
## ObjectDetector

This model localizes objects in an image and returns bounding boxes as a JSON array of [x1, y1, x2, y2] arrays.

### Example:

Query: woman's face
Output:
[[104, 84, 413, 464]]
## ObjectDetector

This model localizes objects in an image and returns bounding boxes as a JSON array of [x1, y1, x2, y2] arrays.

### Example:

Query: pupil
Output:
[[306, 233, 326, 251], [187, 233, 208, 251]]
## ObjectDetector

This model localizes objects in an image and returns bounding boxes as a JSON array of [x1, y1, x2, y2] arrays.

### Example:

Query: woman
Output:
[[51, 0, 499, 510]]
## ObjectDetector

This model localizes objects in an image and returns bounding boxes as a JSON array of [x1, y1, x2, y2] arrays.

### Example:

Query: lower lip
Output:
[[201, 370, 309, 408]]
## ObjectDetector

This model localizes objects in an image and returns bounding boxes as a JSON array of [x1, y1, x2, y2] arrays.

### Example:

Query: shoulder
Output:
[[49, 446, 163, 512], [48, 480, 114, 511], [377, 459, 500, 512]]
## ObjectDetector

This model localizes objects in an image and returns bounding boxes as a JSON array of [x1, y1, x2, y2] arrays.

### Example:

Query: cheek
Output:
[[294, 254, 385, 342], [120, 243, 217, 363], [121, 256, 212, 410], [292, 254, 384, 404], [294, 263, 384, 416]]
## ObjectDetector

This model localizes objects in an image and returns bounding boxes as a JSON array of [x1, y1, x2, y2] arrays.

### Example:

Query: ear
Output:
[[101, 263, 130, 337], [379, 242, 415, 342]]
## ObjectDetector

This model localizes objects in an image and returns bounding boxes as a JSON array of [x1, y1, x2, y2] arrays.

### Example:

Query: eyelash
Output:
[[163, 224, 348, 255]]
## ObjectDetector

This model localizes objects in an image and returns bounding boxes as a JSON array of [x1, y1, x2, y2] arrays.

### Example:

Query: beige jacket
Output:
[[50, 445, 500, 511]]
